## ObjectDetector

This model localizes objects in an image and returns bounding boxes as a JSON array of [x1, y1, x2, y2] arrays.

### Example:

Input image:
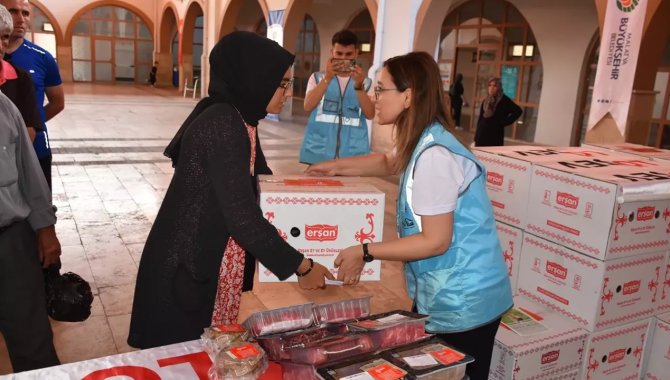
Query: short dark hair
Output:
[[332, 30, 358, 47]]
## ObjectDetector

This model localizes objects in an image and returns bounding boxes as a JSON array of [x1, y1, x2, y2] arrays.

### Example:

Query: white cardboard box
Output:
[[526, 159, 670, 260], [258, 176, 384, 282], [473, 146, 640, 229], [583, 142, 670, 163], [489, 296, 588, 380], [496, 220, 524, 295], [643, 313, 670, 380], [517, 234, 666, 332], [582, 318, 651, 380]]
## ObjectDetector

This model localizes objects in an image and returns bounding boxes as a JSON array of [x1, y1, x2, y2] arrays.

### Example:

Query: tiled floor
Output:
[[0, 84, 418, 375]]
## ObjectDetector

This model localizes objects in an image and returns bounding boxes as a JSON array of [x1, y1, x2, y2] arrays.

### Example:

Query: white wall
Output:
[[510, 0, 598, 146]]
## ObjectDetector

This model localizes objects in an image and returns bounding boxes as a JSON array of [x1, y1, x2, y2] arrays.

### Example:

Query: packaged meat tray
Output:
[[348, 310, 430, 348], [384, 337, 473, 380], [256, 324, 349, 361], [314, 296, 372, 325], [280, 361, 319, 380], [201, 324, 249, 358], [208, 342, 268, 380], [317, 354, 412, 380], [287, 333, 377, 366], [243, 303, 315, 337]]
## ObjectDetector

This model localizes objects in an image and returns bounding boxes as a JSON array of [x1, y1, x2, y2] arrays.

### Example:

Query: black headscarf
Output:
[[165, 31, 295, 166]]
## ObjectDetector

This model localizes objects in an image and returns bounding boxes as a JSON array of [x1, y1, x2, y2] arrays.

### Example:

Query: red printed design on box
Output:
[[546, 261, 568, 280], [540, 350, 560, 365], [556, 192, 579, 209], [488, 172, 505, 186], [637, 206, 656, 221], [305, 224, 338, 242], [583, 319, 649, 380]]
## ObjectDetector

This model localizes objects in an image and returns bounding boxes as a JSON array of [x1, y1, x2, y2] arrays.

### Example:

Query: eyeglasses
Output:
[[279, 78, 294, 95], [373, 85, 398, 100]]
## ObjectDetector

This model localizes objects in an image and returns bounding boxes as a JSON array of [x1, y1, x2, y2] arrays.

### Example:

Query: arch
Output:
[[414, 0, 463, 53], [283, 0, 376, 53], [30, 0, 64, 47], [159, 4, 179, 54], [345, 7, 376, 72], [64, 0, 154, 45], [572, 30, 600, 146], [180, 0, 205, 91], [219, 0, 269, 39]]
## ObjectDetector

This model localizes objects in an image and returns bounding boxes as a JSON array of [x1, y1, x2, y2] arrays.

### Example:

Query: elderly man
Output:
[[0, 90, 60, 372]]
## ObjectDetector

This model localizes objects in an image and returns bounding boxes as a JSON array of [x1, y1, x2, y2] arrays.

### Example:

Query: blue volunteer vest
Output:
[[398, 122, 513, 332], [299, 73, 371, 164]]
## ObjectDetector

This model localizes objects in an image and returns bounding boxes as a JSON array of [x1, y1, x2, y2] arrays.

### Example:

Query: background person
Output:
[[299, 30, 374, 164], [474, 77, 522, 147], [306, 52, 513, 380], [1, 0, 64, 189]]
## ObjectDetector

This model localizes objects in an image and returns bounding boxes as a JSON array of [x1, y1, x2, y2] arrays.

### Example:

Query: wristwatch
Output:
[[362, 243, 375, 262]]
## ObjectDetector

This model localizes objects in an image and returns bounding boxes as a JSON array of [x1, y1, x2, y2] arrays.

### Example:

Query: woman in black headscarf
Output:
[[474, 77, 522, 146], [128, 32, 334, 349]]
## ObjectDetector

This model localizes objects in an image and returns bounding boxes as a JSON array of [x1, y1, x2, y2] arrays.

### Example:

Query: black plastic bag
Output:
[[44, 266, 94, 322]]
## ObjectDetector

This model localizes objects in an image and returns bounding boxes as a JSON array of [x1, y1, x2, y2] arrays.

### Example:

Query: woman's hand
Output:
[[304, 160, 338, 176], [297, 260, 336, 290], [334, 245, 365, 285]]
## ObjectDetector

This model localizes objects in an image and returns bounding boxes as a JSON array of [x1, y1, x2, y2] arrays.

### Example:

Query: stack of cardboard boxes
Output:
[[475, 145, 670, 379]]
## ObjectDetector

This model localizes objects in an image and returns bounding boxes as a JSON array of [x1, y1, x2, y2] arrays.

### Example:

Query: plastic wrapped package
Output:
[[314, 296, 372, 325], [287, 333, 377, 366], [317, 354, 412, 380], [280, 361, 319, 380], [385, 337, 474, 380], [349, 310, 431, 348], [256, 324, 349, 361], [243, 303, 316, 337], [208, 342, 268, 380], [201, 324, 249, 358]]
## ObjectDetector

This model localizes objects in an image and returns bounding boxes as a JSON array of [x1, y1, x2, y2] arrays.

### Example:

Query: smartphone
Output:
[[332, 58, 356, 72]]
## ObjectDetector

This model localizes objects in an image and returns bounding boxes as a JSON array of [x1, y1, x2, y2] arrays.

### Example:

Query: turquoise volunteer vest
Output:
[[299, 73, 371, 164], [398, 122, 513, 332]]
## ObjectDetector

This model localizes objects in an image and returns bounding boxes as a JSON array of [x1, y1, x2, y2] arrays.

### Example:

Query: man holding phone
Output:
[[300, 30, 374, 164]]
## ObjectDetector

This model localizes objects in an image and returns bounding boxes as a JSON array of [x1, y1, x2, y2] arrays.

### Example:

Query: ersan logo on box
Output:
[[305, 224, 338, 242], [546, 261, 568, 280], [487, 172, 504, 186], [556, 192, 579, 209], [607, 348, 626, 364], [636, 206, 655, 221], [623, 280, 641, 295], [541, 350, 560, 365]]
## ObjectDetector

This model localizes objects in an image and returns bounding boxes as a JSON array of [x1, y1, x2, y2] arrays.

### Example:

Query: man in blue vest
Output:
[[300, 30, 374, 164], [2, 0, 64, 190]]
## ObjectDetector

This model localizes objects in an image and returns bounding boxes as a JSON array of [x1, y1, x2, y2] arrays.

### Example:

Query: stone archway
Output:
[[180, 0, 204, 92], [157, 4, 178, 87]]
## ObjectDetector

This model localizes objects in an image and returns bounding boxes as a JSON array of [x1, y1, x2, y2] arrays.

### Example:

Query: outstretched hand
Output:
[[334, 245, 365, 286], [297, 261, 336, 290], [304, 160, 338, 176]]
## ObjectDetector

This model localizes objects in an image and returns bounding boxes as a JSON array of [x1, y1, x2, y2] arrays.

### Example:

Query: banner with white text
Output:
[[587, 0, 648, 136]]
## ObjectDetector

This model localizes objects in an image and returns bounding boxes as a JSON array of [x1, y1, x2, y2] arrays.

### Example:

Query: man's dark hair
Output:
[[332, 30, 358, 47]]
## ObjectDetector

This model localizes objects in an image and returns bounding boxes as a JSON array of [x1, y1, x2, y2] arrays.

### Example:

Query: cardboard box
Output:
[[496, 220, 524, 295], [582, 319, 651, 380], [525, 158, 670, 260], [517, 234, 666, 332], [660, 258, 670, 314], [643, 313, 670, 380], [489, 296, 588, 380], [258, 176, 384, 282], [473, 146, 640, 229], [583, 142, 670, 163]]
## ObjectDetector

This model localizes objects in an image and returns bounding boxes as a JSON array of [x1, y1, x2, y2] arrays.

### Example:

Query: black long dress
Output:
[[474, 95, 522, 147], [127, 104, 303, 349]]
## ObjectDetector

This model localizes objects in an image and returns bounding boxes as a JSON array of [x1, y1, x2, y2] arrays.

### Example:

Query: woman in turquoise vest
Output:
[[306, 51, 513, 380]]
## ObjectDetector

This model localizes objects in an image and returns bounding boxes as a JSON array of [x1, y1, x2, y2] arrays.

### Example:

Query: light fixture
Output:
[[361, 43, 371, 52], [510, 44, 534, 57], [43, 22, 54, 32]]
